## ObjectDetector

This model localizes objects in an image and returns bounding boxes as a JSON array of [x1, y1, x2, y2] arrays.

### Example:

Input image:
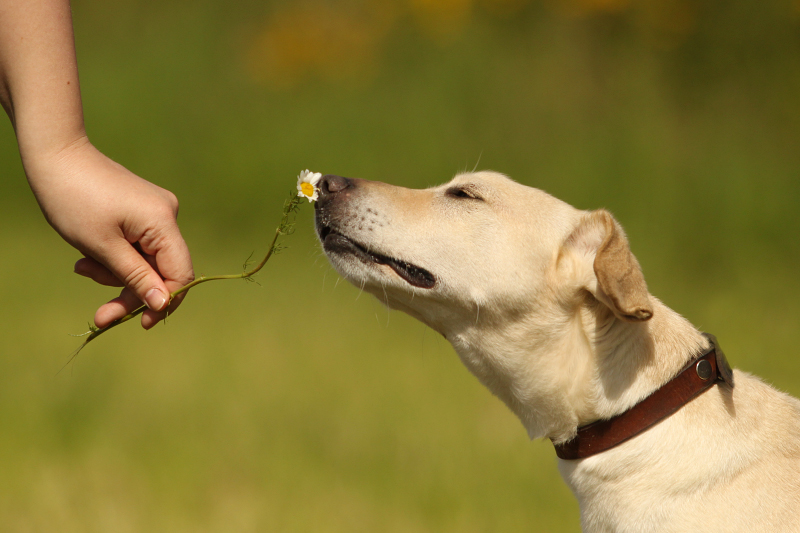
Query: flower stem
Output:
[[64, 193, 304, 368]]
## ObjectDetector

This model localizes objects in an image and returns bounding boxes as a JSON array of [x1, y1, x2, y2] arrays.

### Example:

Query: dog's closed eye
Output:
[[446, 186, 483, 201]]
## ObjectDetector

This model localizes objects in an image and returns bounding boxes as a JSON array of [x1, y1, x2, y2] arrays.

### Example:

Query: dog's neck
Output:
[[447, 296, 707, 444], [572, 297, 709, 430]]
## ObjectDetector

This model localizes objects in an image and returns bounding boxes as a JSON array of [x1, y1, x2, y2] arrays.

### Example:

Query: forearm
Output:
[[1, 1, 195, 329], [0, 0, 86, 179]]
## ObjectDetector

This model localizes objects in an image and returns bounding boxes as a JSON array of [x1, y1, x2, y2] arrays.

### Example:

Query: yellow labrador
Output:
[[314, 171, 800, 532]]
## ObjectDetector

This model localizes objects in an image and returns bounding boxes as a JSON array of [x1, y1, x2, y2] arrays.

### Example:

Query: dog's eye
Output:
[[447, 187, 482, 201]]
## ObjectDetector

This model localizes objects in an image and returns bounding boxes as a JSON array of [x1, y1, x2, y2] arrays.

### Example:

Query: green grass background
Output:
[[1, 0, 799, 531]]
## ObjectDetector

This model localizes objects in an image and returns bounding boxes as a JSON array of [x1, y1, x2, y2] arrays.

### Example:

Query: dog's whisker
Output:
[[381, 283, 392, 327], [471, 152, 483, 173]]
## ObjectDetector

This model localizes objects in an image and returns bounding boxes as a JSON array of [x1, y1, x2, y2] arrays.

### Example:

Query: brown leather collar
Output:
[[552, 333, 734, 460]]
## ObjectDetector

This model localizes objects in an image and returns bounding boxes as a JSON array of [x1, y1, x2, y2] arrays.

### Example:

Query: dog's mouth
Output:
[[318, 226, 436, 289]]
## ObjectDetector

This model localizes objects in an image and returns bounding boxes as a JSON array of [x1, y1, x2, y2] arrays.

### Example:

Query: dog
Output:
[[314, 171, 800, 532]]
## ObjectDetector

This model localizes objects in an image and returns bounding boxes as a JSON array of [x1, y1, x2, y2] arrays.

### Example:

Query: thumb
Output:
[[101, 240, 170, 312]]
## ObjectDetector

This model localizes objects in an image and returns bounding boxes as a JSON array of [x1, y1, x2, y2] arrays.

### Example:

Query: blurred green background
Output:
[[2, 0, 799, 531]]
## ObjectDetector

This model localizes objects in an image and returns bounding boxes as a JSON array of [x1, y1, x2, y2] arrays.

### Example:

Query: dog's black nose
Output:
[[316, 174, 353, 209], [320, 174, 351, 195]]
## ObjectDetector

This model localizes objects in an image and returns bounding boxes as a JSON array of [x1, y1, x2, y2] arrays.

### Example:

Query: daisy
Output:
[[296, 170, 323, 202]]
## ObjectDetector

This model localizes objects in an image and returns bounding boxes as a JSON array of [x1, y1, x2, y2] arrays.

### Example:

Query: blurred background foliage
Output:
[[1, 0, 799, 531]]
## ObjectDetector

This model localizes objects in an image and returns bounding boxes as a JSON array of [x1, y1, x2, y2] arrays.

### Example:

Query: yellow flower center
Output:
[[300, 182, 316, 197]]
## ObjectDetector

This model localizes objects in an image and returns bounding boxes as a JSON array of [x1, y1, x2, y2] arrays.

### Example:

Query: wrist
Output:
[[21, 130, 92, 189], [17, 119, 89, 173]]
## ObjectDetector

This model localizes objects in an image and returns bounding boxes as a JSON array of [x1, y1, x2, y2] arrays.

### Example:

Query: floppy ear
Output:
[[563, 209, 653, 322]]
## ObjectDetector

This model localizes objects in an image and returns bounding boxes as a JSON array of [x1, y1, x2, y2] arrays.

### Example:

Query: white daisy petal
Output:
[[308, 172, 322, 186]]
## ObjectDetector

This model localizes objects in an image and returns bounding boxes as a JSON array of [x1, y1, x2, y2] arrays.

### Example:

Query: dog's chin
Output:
[[318, 227, 436, 290]]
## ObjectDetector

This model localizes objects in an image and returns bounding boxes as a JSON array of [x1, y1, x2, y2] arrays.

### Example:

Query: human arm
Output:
[[0, 0, 194, 329]]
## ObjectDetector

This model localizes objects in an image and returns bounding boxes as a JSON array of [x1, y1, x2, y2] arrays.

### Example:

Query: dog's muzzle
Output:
[[314, 175, 437, 290]]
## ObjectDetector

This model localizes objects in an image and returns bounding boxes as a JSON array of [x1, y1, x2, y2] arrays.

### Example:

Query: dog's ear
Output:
[[562, 209, 653, 322]]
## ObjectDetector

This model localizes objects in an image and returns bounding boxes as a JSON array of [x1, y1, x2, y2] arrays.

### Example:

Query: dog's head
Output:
[[315, 171, 654, 439], [316, 171, 651, 332]]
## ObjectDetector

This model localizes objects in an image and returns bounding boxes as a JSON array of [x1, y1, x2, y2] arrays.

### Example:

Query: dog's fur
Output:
[[315, 171, 800, 532]]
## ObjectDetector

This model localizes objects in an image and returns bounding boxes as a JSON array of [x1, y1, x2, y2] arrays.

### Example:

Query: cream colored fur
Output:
[[316, 171, 800, 532]]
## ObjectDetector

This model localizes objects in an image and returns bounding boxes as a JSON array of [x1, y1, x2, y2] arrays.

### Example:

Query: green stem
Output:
[[64, 194, 303, 368]]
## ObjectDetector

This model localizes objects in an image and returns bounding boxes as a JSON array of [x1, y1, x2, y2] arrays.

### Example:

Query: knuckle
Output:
[[163, 190, 180, 215], [153, 200, 177, 221]]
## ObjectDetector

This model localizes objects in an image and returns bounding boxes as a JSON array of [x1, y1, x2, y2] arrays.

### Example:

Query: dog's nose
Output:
[[316, 174, 353, 209], [320, 174, 351, 195]]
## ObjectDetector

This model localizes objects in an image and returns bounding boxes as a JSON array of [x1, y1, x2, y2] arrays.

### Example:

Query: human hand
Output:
[[25, 137, 194, 329]]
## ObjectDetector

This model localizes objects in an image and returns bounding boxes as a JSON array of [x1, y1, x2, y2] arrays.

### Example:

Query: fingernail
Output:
[[145, 288, 167, 311]]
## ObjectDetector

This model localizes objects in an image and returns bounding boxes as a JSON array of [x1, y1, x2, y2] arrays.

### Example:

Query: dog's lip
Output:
[[318, 226, 436, 289]]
